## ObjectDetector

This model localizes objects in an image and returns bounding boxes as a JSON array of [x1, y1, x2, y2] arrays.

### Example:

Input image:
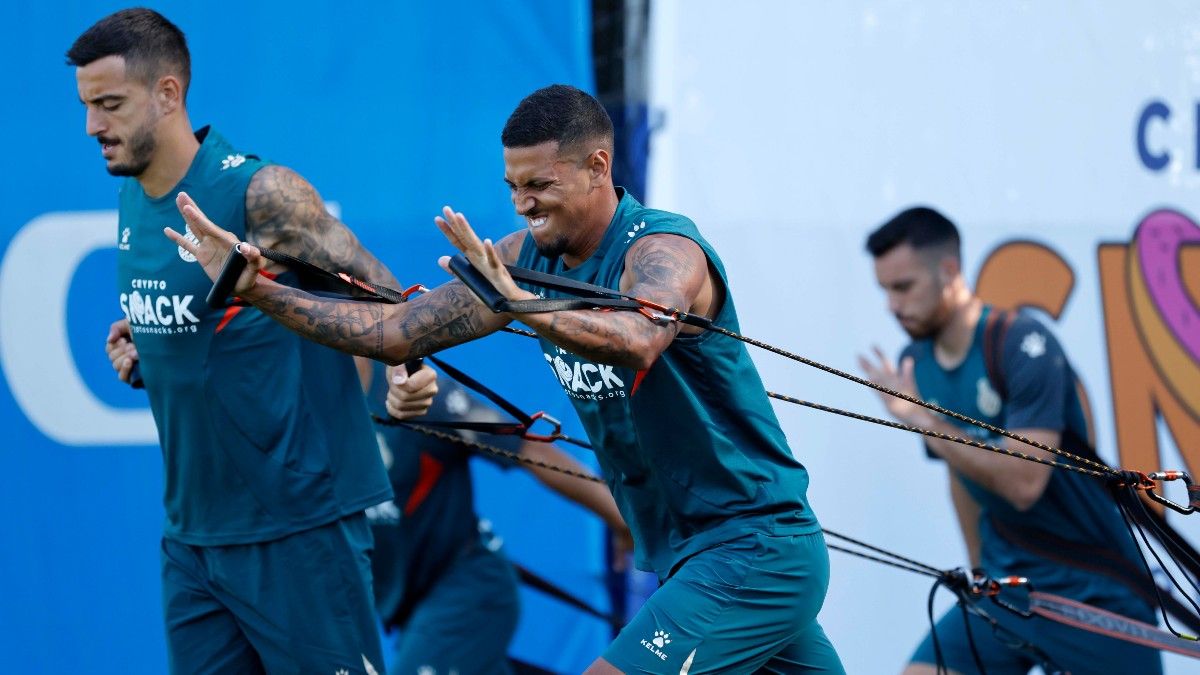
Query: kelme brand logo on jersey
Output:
[[221, 153, 246, 171], [626, 220, 647, 240], [119, 280, 200, 335], [640, 629, 671, 660], [1021, 331, 1047, 358], [118, 227, 131, 251], [543, 346, 627, 400]]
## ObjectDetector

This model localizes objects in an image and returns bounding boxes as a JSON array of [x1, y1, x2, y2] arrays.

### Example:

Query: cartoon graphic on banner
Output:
[[976, 214, 1200, 484]]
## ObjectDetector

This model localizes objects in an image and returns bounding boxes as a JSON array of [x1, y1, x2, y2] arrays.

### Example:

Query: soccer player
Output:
[[859, 207, 1161, 675], [363, 360, 631, 674], [168, 84, 846, 674], [77, 9, 393, 673]]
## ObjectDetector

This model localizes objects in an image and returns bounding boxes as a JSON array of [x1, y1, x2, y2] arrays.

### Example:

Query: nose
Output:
[[512, 189, 535, 216], [887, 292, 903, 315], [85, 106, 105, 138]]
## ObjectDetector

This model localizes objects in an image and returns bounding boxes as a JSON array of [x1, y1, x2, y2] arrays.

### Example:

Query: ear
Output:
[[155, 75, 185, 115], [587, 148, 612, 186], [937, 255, 961, 285]]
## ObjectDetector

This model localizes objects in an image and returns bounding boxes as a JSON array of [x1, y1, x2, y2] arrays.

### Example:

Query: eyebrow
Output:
[[80, 94, 126, 106], [503, 176, 555, 188]]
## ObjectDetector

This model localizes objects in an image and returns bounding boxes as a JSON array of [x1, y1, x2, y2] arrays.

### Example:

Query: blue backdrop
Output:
[[0, 2, 607, 672]]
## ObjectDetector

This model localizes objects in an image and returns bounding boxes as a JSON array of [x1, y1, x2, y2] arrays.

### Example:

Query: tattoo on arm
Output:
[[246, 232, 526, 361], [244, 165, 400, 286], [528, 234, 706, 368]]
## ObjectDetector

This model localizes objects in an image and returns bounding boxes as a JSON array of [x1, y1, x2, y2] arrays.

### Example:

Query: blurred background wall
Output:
[[2, 1, 1198, 673]]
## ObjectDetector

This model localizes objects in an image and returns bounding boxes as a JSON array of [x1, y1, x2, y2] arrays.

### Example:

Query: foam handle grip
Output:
[[206, 246, 249, 309], [128, 361, 145, 389], [447, 254, 508, 313]]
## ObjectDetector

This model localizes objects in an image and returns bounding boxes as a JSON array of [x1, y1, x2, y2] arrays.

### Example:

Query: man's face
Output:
[[503, 140, 596, 258], [873, 243, 954, 339], [76, 55, 160, 177]]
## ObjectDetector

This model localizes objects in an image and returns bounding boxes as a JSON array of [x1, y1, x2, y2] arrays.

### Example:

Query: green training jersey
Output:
[[116, 126, 392, 545], [902, 306, 1152, 618], [515, 188, 820, 578]]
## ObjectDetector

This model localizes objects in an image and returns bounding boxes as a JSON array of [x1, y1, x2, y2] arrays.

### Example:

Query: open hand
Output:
[[435, 206, 534, 304], [165, 192, 265, 296], [857, 346, 930, 426]]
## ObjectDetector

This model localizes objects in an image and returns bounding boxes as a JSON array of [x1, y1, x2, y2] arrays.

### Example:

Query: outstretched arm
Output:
[[166, 194, 518, 364], [437, 209, 717, 370], [858, 349, 1054, 511]]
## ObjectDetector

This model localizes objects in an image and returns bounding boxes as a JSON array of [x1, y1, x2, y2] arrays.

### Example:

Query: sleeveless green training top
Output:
[[515, 188, 820, 578], [116, 127, 391, 545]]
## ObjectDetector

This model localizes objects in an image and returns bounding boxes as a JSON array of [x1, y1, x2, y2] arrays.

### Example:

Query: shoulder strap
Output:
[[982, 308, 1017, 400]]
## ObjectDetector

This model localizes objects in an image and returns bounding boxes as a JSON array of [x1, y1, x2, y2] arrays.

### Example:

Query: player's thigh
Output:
[[392, 544, 519, 675], [602, 531, 834, 674], [755, 619, 845, 675], [211, 515, 385, 674], [161, 538, 264, 675]]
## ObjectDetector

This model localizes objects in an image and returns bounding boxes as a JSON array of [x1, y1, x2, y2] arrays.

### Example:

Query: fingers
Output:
[[899, 356, 919, 394], [872, 345, 896, 377], [107, 318, 131, 345], [234, 242, 266, 294], [116, 352, 138, 383], [385, 364, 438, 419], [389, 362, 409, 384], [176, 192, 236, 245]]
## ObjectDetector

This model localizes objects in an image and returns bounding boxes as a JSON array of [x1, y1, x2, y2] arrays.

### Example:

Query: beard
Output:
[[900, 320, 938, 340], [533, 232, 570, 259], [106, 121, 158, 177]]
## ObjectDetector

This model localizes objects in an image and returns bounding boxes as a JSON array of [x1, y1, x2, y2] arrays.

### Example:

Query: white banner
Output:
[[649, 2, 1199, 673]]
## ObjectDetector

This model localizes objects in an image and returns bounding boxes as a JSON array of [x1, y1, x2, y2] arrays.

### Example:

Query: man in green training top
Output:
[[74, 8, 394, 674], [170, 84, 846, 674]]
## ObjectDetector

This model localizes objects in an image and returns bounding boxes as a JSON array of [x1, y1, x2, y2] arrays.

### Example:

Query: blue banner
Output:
[[0, 2, 603, 672]]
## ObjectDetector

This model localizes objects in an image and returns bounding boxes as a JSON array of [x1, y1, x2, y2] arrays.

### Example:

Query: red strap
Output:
[[403, 452, 444, 515]]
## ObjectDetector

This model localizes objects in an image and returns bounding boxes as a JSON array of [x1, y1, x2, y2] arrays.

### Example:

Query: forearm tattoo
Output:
[[252, 278, 495, 361]]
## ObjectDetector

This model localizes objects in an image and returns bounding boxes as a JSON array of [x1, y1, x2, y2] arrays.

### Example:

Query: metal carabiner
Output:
[[982, 574, 1036, 618], [1146, 471, 1199, 515], [522, 411, 564, 443]]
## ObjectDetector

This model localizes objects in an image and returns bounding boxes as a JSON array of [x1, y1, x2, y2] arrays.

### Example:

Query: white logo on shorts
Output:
[[640, 629, 671, 660]]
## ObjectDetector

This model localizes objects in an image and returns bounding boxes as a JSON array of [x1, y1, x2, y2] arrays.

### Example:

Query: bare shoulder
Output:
[[625, 233, 708, 284], [493, 229, 529, 264], [243, 164, 336, 248]]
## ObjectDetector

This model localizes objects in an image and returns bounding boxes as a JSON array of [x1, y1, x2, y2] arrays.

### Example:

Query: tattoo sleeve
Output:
[[244, 165, 400, 286], [516, 234, 708, 370], [240, 228, 528, 362]]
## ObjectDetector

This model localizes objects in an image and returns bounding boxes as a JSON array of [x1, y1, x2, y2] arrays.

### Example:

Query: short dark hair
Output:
[[67, 8, 190, 97], [865, 206, 961, 260], [501, 84, 614, 157]]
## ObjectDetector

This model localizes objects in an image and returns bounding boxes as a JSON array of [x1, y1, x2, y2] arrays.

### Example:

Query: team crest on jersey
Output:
[[976, 376, 1002, 417], [118, 227, 131, 251], [177, 224, 199, 262]]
